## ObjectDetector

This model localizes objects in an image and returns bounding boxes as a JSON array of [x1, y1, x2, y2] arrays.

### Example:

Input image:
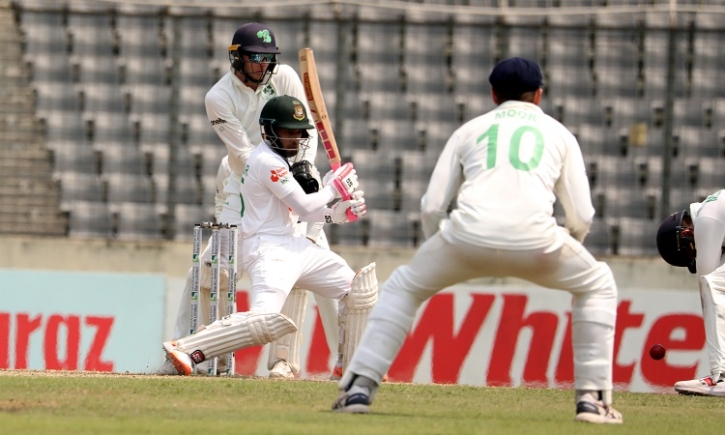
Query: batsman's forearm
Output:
[[282, 185, 337, 218]]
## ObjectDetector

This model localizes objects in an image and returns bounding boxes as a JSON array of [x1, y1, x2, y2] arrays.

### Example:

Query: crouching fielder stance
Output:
[[333, 58, 622, 424], [656, 189, 725, 397], [163, 95, 376, 376]]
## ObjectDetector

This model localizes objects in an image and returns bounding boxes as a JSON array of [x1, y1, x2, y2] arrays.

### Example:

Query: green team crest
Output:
[[257, 29, 272, 43], [262, 84, 276, 97]]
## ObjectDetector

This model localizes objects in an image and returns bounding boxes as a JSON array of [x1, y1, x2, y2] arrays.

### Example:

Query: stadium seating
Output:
[[56, 172, 104, 203], [593, 28, 640, 97], [402, 22, 449, 95], [64, 200, 113, 238], [349, 149, 398, 211], [13, 2, 723, 253], [173, 203, 214, 241], [113, 202, 165, 240], [450, 24, 495, 97], [505, 17, 545, 65], [356, 21, 404, 94], [367, 210, 419, 248]]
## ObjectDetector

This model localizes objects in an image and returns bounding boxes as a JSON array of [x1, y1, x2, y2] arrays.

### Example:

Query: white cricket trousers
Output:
[[242, 233, 355, 314], [347, 228, 617, 392], [172, 229, 341, 356]]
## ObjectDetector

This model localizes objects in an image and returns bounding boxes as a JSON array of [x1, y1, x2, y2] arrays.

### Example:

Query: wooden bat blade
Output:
[[299, 47, 357, 222], [299, 47, 341, 170]]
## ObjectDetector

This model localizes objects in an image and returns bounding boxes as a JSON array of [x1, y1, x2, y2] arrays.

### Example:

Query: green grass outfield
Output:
[[0, 370, 722, 435]]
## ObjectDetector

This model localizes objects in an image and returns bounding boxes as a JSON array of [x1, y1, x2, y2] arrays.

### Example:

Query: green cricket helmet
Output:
[[259, 96, 314, 159]]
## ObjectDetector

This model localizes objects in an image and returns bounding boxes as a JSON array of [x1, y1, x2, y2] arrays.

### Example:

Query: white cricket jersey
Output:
[[205, 64, 317, 199], [238, 142, 299, 238], [421, 100, 594, 249], [690, 189, 725, 276], [214, 155, 231, 221]]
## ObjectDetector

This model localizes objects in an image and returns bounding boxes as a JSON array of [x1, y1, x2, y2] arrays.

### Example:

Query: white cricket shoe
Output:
[[162, 341, 193, 376], [574, 400, 623, 424], [675, 376, 725, 397], [269, 360, 295, 379], [332, 385, 371, 414]]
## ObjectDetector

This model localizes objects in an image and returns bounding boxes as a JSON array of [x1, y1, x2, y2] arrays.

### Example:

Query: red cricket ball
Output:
[[649, 344, 666, 360]]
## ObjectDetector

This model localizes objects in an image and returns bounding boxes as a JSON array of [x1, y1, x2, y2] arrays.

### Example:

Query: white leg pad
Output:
[[267, 287, 308, 373], [176, 312, 297, 364], [340, 263, 378, 370]]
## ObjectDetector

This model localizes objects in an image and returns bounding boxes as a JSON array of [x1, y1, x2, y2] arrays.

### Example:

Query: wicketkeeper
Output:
[[656, 188, 725, 397]]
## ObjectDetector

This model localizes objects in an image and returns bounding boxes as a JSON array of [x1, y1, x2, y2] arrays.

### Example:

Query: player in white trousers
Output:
[[332, 57, 622, 424], [161, 23, 341, 377], [165, 156, 340, 377], [163, 95, 376, 378], [656, 189, 725, 397]]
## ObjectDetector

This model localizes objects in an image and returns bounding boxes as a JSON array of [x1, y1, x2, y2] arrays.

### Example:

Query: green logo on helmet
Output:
[[257, 29, 272, 43]]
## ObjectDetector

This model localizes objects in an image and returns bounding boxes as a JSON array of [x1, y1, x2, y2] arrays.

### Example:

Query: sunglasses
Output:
[[248, 53, 275, 63]]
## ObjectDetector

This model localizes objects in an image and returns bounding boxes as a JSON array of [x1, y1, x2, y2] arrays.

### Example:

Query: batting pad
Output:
[[268, 287, 308, 373], [176, 312, 297, 362], [341, 262, 378, 370]]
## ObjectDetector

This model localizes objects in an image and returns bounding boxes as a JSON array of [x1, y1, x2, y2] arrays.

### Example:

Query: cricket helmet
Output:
[[656, 209, 697, 273], [259, 96, 314, 159], [228, 23, 280, 84]]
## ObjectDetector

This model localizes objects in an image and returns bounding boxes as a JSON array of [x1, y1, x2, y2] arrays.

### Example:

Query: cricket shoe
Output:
[[162, 341, 193, 376], [675, 376, 725, 397], [332, 385, 371, 414], [574, 400, 623, 424], [269, 360, 295, 379]]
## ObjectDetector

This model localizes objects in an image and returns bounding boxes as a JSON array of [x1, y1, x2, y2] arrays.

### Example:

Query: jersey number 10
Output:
[[477, 123, 545, 171]]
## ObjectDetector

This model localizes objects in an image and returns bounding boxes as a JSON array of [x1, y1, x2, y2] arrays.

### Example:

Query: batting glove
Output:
[[326, 190, 366, 224], [325, 163, 359, 199]]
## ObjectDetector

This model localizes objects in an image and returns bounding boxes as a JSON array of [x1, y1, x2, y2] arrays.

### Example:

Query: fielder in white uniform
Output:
[[167, 23, 341, 378], [332, 58, 623, 425], [656, 189, 725, 397], [163, 95, 377, 376]]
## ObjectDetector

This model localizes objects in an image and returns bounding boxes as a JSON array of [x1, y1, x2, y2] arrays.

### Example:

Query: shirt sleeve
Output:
[[205, 88, 256, 175], [421, 131, 463, 238], [259, 152, 336, 216], [282, 185, 337, 222], [554, 129, 594, 243], [694, 216, 725, 276]]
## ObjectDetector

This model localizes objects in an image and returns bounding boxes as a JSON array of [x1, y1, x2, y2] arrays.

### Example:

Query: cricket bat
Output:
[[299, 47, 357, 222]]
